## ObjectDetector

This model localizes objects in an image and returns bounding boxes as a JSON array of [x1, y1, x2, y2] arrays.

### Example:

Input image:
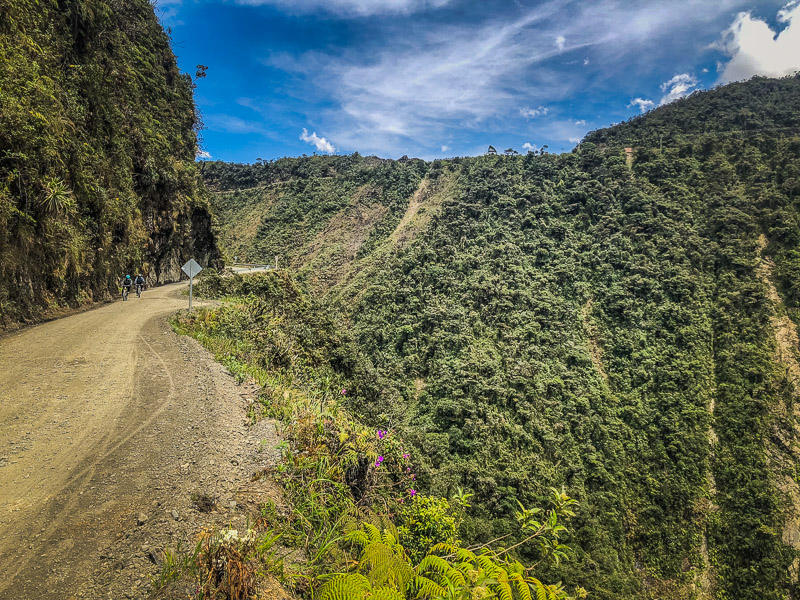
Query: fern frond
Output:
[[490, 580, 513, 600], [370, 586, 406, 600], [360, 542, 414, 590], [411, 575, 447, 599], [363, 522, 382, 544], [428, 542, 460, 556], [382, 530, 399, 548], [346, 529, 371, 549], [475, 554, 499, 576], [417, 555, 466, 587], [317, 573, 371, 600], [528, 577, 548, 600], [509, 574, 532, 600], [455, 547, 477, 563]]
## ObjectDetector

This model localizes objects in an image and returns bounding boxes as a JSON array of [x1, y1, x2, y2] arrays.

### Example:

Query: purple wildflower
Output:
[[402, 453, 410, 460], [375, 456, 384, 467], [408, 489, 417, 496]]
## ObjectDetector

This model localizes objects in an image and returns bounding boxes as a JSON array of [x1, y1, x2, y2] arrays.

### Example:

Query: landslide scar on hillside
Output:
[[757, 234, 800, 561], [581, 299, 608, 382], [390, 174, 455, 250], [302, 185, 389, 292]]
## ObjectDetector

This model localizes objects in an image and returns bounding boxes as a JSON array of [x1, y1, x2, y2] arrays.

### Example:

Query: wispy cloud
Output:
[[574, 119, 587, 125], [441, 145, 450, 152], [236, 0, 451, 16], [714, 1, 800, 83], [232, 0, 768, 156], [300, 128, 336, 153], [659, 73, 699, 105], [196, 150, 212, 159], [522, 142, 538, 152], [521, 106, 550, 119], [628, 97, 655, 112]]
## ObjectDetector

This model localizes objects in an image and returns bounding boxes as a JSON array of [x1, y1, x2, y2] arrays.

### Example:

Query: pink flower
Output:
[[375, 456, 384, 467], [402, 453, 410, 460], [377, 429, 387, 440], [408, 489, 417, 496], [341, 389, 347, 395]]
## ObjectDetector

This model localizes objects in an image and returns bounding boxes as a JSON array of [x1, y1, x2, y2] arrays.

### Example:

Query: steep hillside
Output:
[[0, 0, 220, 327], [205, 75, 800, 599]]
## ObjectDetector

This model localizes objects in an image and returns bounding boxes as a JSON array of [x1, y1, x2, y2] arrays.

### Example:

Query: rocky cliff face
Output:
[[147, 205, 220, 285], [0, 0, 221, 327]]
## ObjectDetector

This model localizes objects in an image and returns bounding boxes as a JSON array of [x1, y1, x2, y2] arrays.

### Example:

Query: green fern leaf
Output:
[[491, 581, 513, 600], [417, 555, 466, 587], [411, 575, 447, 599], [509, 574, 532, 600], [360, 542, 414, 590], [317, 573, 371, 600], [370, 586, 406, 600], [363, 522, 382, 544]]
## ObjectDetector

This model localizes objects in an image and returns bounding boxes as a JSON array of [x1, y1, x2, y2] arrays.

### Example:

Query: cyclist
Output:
[[121, 274, 133, 301], [134, 274, 145, 298]]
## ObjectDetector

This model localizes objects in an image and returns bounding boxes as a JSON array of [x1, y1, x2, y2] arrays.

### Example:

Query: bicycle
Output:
[[122, 286, 130, 301], [135, 284, 143, 298]]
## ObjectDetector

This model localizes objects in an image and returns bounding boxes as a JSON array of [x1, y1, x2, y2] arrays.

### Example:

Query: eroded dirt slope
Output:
[[0, 283, 279, 600]]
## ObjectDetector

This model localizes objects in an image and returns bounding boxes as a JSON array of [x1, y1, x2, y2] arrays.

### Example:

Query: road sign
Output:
[[181, 259, 203, 310], [182, 258, 203, 278]]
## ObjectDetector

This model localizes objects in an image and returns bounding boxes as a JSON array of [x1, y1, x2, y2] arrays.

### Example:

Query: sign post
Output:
[[181, 258, 203, 311]]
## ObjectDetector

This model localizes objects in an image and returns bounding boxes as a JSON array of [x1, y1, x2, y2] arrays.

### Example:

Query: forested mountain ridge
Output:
[[203, 75, 800, 599], [0, 0, 220, 327]]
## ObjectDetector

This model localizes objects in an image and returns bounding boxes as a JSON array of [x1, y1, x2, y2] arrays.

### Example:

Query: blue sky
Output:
[[156, 0, 800, 163]]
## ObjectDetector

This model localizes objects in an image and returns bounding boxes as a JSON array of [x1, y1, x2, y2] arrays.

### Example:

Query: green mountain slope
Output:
[[206, 75, 800, 599], [0, 0, 220, 327]]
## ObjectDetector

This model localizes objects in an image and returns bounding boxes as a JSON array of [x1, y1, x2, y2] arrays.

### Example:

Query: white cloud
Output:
[[659, 73, 699, 105], [574, 119, 587, 125], [521, 106, 549, 119], [196, 150, 212, 159], [300, 128, 336, 154], [522, 142, 538, 153], [236, 0, 451, 16], [568, 136, 582, 143], [628, 97, 655, 112], [583, 57, 590, 66], [441, 145, 450, 152], [555, 35, 566, 51], [265, 0, 763, 155], [714, 2, 800, 83]]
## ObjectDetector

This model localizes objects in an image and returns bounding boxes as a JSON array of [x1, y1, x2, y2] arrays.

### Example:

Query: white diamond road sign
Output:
[[182, 258, 203, 279]]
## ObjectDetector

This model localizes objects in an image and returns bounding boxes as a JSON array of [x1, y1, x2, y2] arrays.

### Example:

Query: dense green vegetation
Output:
[[202, 75, 800, 599], [172, 272, 585, 600], [0, 0, 219, 327]]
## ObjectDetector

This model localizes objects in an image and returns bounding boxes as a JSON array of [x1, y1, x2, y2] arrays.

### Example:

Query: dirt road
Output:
[[0, 283, 279, 599]]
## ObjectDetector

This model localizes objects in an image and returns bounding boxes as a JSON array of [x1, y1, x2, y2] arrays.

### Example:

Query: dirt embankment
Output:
[[0, 283, 279, 600]]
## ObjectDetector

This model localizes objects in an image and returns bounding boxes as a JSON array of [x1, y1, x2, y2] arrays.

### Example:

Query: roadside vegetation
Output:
[[170, 270, 587, 599]]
